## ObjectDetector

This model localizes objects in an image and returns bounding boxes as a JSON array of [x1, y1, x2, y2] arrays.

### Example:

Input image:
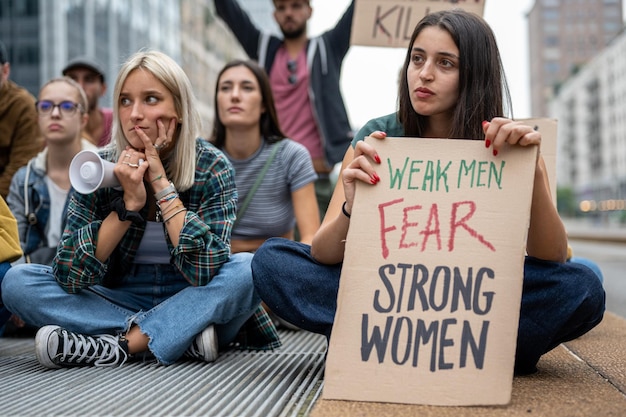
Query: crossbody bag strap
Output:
[[234, 141, 283, 229], [23, 160, 32, 220]]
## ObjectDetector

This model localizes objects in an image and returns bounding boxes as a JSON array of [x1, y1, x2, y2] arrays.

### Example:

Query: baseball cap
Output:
[[62, 56, 106, 83], [0, 41, 8, 64]]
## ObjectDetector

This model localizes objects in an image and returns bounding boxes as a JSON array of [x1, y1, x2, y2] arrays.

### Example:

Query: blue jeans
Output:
[[252, 238, 606, 374], [1, 253, 259, 365], [569, 256, 604, 283]]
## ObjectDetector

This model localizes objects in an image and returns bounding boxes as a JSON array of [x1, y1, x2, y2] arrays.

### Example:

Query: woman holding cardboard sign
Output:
[[252, 9, 605, 375]]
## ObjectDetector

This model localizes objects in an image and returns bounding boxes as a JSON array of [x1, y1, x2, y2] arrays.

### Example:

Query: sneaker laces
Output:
[[59, 329, 128, 367]]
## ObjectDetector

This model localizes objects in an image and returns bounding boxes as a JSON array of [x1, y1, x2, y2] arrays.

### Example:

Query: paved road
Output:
[[569, 239, 626, 319]]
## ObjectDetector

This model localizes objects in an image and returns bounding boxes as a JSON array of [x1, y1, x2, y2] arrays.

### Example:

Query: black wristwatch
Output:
[[111, 197, 144, 224]]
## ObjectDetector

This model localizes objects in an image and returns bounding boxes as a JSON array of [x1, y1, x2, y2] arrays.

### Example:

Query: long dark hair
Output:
[[397, 9, 512, 139], [210, 59, 286, 149]]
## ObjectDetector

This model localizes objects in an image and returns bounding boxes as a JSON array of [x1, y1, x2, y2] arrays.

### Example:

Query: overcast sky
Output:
[[308, 0, 535, 129]]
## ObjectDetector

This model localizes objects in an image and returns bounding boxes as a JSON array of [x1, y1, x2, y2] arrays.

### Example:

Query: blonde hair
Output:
[[39, 76, 88, 114], [111, 50, 202, 191]]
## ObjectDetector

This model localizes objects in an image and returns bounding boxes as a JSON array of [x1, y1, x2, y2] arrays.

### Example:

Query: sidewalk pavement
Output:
[[311, 312, 626, 417], [3, 315, 623, 417], [5, 314, 623, 416]]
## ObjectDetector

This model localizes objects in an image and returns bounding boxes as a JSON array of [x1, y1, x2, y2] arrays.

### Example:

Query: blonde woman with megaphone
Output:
[[2, 50, 280, 369]]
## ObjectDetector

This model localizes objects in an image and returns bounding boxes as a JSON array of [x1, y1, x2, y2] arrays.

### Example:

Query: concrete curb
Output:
[[564, 220, 626, 244]]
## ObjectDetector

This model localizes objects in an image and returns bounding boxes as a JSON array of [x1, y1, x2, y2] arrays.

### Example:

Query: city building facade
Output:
[[0, 0, 182, 108], [528, 0, 623, 117], [550, 29, 626, 222]]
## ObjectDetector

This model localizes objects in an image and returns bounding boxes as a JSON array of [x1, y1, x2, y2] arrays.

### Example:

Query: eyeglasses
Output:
[[35, 100, 83, 116], [287, 60, 297, 85]]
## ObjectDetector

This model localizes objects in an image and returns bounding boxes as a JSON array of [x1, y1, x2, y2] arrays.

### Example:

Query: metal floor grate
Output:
[[0, 330, 327, 417]]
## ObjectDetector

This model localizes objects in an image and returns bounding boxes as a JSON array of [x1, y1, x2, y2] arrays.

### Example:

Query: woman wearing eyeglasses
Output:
[[6, 76, 96, 266]]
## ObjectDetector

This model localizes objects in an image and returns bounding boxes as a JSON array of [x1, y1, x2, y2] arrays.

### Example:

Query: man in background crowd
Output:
[[0, 40, 42, 198], [62, 56, 112, 147], [215, 0, 355, 215]]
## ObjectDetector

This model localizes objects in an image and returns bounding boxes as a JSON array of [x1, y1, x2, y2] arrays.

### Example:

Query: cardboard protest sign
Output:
[[324, 137, 538, 406], [351, 0, 486, 48]]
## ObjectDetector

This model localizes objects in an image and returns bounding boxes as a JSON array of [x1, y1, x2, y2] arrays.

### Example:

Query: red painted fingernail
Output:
[[374, 154, 381, 164], [373, 173, 380, 183], [482, 120, 489, 127], [485, 139, 491, 148], [493, 149, 498, 156]]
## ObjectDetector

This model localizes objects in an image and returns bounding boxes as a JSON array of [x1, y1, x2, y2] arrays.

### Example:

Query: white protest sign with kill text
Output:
[[351, 0, 486, 48]]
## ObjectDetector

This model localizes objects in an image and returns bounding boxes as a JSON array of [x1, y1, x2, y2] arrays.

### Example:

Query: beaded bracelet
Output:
[[163, 208, 187, 223], [157, 192, 179, 207], [159, 198, 179, 213], [154, 182, 176, 200]]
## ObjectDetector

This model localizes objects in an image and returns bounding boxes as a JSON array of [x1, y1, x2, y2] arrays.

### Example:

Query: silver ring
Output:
[[123, 162, 140, 168], [138, 159, 144, 166], [154, 141, 168, 151]]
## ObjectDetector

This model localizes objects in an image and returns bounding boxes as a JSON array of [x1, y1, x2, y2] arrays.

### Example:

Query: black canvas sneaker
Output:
[[35, 325, 128, 369]]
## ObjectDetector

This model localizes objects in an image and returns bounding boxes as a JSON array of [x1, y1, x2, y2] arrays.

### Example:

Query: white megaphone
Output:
[[69, 150, 120, 194]]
